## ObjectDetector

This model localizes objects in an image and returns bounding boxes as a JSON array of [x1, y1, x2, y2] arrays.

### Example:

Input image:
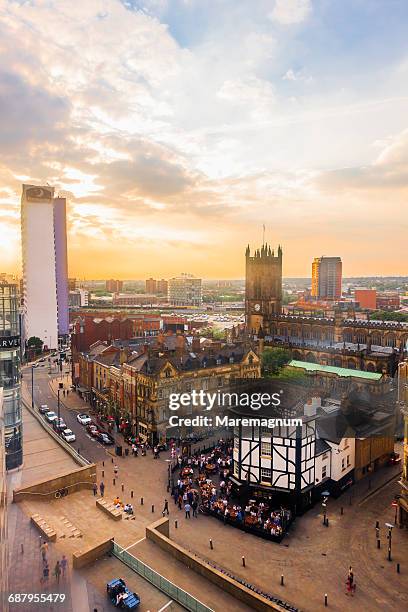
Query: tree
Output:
[[261, 347, 291, 376], [27, 336, 43, 354]]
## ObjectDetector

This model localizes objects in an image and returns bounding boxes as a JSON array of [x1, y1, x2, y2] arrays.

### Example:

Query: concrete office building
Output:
[[21, 185, 69, 348], [168, 274, 202, 306], [0, 279, 22, 470], [311, 256, 342, 300]]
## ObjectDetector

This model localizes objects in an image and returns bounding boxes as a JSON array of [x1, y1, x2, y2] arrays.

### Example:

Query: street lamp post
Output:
[[385, 522, 393, 562], [321, 491, 330, 526], [31, 365, 34, 408], [57, 382, 64, 431]]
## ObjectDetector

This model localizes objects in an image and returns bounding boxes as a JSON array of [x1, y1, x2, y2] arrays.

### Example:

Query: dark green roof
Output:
[[288, 360, 382, 381]]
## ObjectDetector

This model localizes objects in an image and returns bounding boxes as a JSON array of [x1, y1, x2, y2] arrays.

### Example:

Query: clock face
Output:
[[254, 303, 261, 312]]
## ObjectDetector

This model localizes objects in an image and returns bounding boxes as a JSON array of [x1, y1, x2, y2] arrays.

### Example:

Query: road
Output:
[[21, 362, 108, 463]]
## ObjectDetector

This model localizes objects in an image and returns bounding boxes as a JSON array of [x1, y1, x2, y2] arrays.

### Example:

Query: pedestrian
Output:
[[60, 555, 68, 577], [184, 502, 191, 519], [192, 499, 198, 518], [41, 563, 49, 585], [162, 499, 169, 516], [114, 465, 118, 477], [92, 482, 97, 496], [99, 481, 105, 497], [40, 541, 48, 563], [54, 560, 61, 584], [178, 494, 182, 510]]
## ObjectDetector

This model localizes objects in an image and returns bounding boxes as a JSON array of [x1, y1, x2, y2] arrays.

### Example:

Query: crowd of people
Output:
[[39, 539, 68, 586], [171, 439, 291, 540]]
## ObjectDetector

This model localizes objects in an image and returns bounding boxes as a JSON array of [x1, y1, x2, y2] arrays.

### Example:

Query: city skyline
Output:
[[1, 1, 408, 278]]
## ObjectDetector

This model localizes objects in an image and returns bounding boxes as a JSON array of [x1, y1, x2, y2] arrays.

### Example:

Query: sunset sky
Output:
[[1, 0, 407, 279]]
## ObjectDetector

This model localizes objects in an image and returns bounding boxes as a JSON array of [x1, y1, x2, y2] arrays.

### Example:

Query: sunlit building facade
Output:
[[0, 280, 23, 470]]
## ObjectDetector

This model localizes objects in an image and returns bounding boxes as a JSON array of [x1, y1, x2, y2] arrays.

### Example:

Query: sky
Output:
[[0, 0, 407, 279]]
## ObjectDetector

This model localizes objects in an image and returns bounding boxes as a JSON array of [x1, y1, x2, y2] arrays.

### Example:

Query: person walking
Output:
[[162, 499, 169, 516], [114, 465, 119, 478], [184, 502, 191, 519], [40, 541, 48, 563], [92, 482, 97, 496], [192, 499, 198, 518], [41, 563, 49, 585], [54, 560, 61, 584], [99, 481, 105, 497], [60, 555, 68, 578]]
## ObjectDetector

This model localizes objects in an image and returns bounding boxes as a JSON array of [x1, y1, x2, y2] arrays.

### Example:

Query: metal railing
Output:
[[112, 542, 214, 612]]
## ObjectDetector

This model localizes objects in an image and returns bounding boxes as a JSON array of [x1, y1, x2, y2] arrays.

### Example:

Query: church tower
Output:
[[245, 243, 282, 335]]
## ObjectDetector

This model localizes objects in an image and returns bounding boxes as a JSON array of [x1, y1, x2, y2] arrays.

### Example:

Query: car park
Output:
[[39, 404, 49, 414], [45, 411, 58, 423], [77, 413, 92, 425], [61, 429, 76, 443]]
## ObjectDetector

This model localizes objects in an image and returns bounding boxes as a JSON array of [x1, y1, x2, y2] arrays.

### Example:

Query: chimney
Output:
[[304, 396, 321, 417], [120, 347, 130, 365], [175, 332, 185, 357], [192, 336, 201, 353]]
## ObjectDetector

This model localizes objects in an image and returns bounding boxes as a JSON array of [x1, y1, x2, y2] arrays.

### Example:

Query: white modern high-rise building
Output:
[[21, 185, 69, 349]]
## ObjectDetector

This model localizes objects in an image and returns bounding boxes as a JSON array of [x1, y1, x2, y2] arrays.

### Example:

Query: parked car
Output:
[[106, 578, 140, 610], [77, 413, 92, 425], [53, 418, 67, 432], [45, 411, 58, 423], [88, 425, 100, 438], [39, 404, 49, 414], [97, 432, 114, 445], [61, 429, 76, 443]]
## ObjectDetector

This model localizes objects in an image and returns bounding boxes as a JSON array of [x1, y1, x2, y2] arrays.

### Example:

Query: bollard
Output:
[[242, 556, 246, 567], [326, 518, 329, 527], [141, 497, 144, 505], [397, 563, 400, 574], [280, 575, 284, 586], [131, 490, 134, 499], [210, 539, 213, 550], [102, 470, 104, 478], [121, 483, 124, 492], [102, 461, 105, 467], [175, 520, 178, 529], [376, 520, 379, 529], [111, 458, 114, 464], [324, 593, 328, 607], [377, 539, 381, 549], [21, 544, 24, 554], [113, 478, 116, 486], [340, 507, 343, 515], [152, 504, 154, 513]]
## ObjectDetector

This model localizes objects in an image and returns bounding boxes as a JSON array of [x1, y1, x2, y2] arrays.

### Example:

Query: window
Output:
[[158, 389, 163, 399], [342, 458, 345, 471], [234, 460, 239, 477], [261, 426, 270, 435], [322, 465, 327, 479], [217, 377, 223, 387], [234, 437, 239, 450], [261, 441, 271, 456], [261, 467, 271, 481], [347, 454, 350, 467]]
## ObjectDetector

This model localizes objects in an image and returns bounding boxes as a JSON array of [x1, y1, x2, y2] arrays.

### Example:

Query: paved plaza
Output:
[[9, 377, 408, 611]]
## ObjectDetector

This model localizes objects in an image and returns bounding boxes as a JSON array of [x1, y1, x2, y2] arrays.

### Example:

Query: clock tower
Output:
[[245, 243, 282, 335]]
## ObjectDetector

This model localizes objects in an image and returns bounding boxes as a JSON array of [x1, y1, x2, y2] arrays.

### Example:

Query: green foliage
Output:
[[261, 347, 291, 376], [27, 336, 43, 349], [371, 310, 408, 322]]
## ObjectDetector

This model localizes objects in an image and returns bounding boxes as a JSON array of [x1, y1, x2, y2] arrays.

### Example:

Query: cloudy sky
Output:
[[1, 0, 407, 279]]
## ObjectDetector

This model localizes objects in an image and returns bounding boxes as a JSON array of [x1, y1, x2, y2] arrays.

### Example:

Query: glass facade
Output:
[[0, 281, 23, 470], [0, 389, 9, 612]]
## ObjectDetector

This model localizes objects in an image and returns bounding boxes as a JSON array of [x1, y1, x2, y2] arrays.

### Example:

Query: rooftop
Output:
[[288, 360, 383, 381]]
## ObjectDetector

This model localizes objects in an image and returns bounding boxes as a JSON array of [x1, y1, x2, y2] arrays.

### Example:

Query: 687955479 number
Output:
[[8, 593, 66, 604]]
